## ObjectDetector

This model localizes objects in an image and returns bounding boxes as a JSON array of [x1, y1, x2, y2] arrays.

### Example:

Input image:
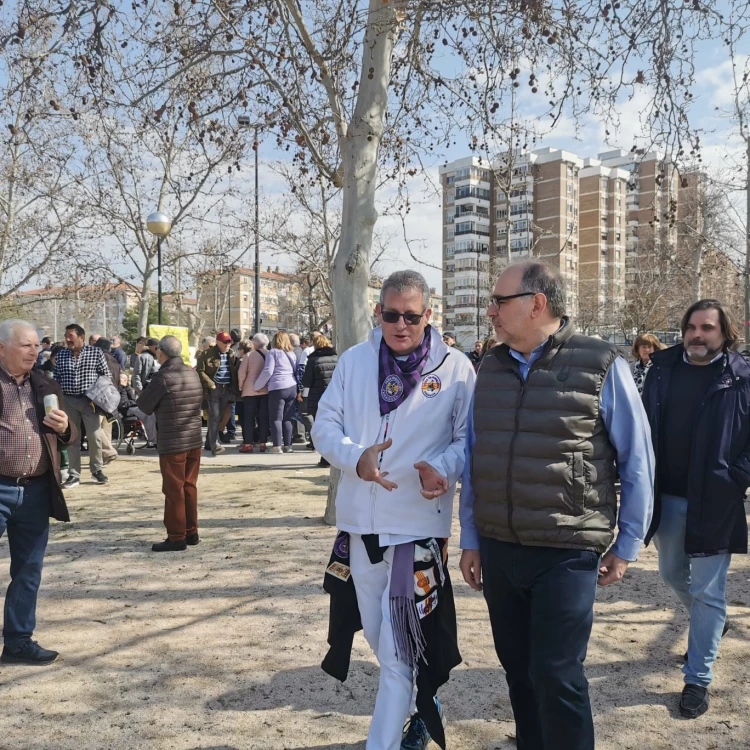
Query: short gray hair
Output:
[[0, 319, 37, 344], [253, 332, 269, 348], [517, 261, 566, 319], [379, 270, 431, 310], [289, 333, 300, 347], [158, 335, 182, 358], [201, 336, 216, 348]]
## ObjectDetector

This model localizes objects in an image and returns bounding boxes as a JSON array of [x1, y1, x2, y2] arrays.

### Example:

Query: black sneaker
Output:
[[186, 533, 200, 546], [219, 433, 232, 444], [292, 435, 306, 444], [318, 458, 330, 468], [1, 640, 59, 666], [92, 470, 109, 484], [62, 475, 80, 490], [680, 684, 709, 718], [151, 538, 187, 552], [683, 621, 730, 661]]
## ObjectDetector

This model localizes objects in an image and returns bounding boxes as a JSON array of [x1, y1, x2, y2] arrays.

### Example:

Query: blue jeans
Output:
[[654, 494, 732, 688], [480, 538, 599, 750], [0, 476, 50, 648]]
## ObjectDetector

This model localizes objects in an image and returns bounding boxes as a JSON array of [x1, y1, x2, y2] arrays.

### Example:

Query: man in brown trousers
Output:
[[136, 336, 204, 552]]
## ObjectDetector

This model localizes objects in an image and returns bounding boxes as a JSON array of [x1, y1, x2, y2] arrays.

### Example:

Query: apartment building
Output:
[[578, 159, 630, 331], [441, 147, 741, 345], [440, 149, 583, 348]]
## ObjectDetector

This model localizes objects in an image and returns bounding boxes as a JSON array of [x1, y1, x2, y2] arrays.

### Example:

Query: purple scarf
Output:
[[378, 326, 432, 416]]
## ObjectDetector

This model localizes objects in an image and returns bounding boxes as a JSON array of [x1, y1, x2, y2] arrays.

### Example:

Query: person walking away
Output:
[[132, 337, 160, 447], [197, 331, 239, 456], [254, 331, 298, 454], [110, 336, 128, 370], [459, 261, 655, 750], [37, 337, 52, 367], [53, 323, 112, 488], [630, 332, 665, 395], [136, 336, 204, 552], [130, 337, 147, 371], [237, 334, 269, 453], [290, 333, 303, 362], [313, 270, 476, 750], [467, 340, 483, 371], [0, 319, 76, 664], [93, 338, 121, 465], [300, 332, 338, 467], [641, 299, 750, 719]]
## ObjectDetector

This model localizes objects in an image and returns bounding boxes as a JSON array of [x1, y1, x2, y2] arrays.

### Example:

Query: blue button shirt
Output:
[[459, 340, 655, 561]]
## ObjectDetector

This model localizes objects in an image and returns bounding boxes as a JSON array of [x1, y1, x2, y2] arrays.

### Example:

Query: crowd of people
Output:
[[0, 262, 748, 750]]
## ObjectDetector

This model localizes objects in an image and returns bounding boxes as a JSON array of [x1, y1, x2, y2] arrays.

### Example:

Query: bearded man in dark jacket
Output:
[[137, 336, 203, 552], [642, 299, 750, 720]]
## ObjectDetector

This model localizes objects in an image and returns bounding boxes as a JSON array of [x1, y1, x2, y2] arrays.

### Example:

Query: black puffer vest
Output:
[[471, 322, 620, 553]]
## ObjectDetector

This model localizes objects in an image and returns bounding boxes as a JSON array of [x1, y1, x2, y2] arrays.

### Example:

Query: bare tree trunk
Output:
[[331, 0, 401, 354], [691, 239, 703, 304], [745, 140, 750, 345], [139, 261, 153, 336], [325, 0, 402, 526]]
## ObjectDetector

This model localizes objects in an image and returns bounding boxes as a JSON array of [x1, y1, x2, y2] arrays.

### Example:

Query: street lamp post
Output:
[[146, 211, 173, 325]]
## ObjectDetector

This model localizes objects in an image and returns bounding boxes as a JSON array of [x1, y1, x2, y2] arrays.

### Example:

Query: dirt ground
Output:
[[0, 458, 748, 750]]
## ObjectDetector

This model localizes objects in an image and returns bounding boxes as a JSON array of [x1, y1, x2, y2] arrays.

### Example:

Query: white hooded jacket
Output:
[[312, 326, 476, 539]]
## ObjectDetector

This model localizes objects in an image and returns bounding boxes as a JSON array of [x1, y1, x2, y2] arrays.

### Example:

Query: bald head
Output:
[[487, 261, 566, 356]]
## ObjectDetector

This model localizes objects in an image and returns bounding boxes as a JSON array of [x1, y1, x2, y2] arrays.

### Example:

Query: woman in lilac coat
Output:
[[254, 331, 298, 453]]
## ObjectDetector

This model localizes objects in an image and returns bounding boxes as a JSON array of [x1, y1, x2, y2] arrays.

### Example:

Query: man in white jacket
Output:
[[312, 270, 476, 750]]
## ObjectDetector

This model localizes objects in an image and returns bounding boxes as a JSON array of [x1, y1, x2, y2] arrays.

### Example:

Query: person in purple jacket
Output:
[[254, 331, 299, 454]]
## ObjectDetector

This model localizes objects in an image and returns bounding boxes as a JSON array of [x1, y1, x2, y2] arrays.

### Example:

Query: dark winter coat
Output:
[[302, 346, 338, 414], [642, 344, 750, 556], [136, 357, 203, 455]]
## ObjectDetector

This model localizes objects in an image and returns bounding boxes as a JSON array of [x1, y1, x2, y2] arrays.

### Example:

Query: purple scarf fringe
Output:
[[389, 542, 427, 669]]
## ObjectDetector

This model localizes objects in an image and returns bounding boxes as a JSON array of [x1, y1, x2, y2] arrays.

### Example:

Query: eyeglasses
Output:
[[489, 292, 537, 307], [381, 309, 426, 326]]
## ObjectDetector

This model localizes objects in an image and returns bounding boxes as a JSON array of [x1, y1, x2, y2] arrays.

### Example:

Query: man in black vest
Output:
[[642, 299, 750, 719], [459, 261, 655, 750]]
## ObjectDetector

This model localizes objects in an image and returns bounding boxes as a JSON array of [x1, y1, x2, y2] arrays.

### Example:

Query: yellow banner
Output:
[[148, 325, 192, 365]]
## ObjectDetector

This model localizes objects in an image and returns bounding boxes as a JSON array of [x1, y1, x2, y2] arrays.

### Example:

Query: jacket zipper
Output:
[[506, 372, 525, 543], [371, 412, 391, 530]]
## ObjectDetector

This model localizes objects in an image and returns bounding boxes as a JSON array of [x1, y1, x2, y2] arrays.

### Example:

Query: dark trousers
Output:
[[0, 476, 50, 648], [159, 449, 201, 541], [480, 538, 599, 750], [268, 386, 297, 447], [227, 402, 237, 436], [242, 395, 269, 445]]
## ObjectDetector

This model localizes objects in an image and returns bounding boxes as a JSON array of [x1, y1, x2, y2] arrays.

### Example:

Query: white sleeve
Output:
[[310, 354, 368, 475], [423, 361, 476, 485]]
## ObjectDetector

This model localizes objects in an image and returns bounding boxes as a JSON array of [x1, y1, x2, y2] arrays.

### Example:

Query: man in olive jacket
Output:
[[459, 263, 654, 750], [137, 336, 203, 552], [196, 331, 240, 455]]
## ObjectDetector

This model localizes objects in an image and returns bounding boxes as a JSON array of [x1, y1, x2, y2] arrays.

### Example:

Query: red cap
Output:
[[216, 331, 232, 344]]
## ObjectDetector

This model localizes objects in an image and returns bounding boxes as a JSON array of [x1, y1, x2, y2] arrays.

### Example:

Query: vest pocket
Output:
[[568, 451, 586, 515]]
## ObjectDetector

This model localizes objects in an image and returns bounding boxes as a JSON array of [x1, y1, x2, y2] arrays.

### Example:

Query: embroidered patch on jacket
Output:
[[421, 374, 441, 398], [326, 561, 351, 582], [414, 544, 433, 563], [333, 531, 349, 559], [381, 374, 403, 403], [417, 590, 439, 619], [415, 568, 438, 597]]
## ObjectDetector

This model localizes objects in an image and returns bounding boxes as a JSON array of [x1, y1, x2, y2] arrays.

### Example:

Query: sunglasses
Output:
[[490, 291, 537, 306], [381, 309, 425, 326]]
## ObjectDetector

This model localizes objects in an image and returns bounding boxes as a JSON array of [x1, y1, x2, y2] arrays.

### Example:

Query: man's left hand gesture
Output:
[[414, 461, 449, 499], [597, 552, 629, 586], [43, 408, 69, 436]]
